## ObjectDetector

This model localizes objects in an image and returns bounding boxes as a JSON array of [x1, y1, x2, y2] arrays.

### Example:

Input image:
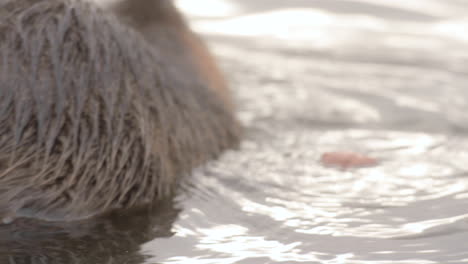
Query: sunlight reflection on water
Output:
[[175, 0, 239, 18], [143, 0, 468, 263]]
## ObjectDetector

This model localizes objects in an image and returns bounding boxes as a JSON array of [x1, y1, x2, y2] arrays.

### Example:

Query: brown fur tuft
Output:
[[0, 0, 240, 221]]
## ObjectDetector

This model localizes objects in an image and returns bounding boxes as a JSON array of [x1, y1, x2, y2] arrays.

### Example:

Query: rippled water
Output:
[[4, 0, 468, 263], [164, 1, 468, 263]]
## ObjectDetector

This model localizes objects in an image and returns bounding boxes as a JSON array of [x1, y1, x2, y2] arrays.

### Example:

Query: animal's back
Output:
[[0, 0, 240, 222]]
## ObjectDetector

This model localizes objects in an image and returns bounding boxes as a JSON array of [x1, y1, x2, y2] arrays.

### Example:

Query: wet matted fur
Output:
[[0, 0, 240, 221]]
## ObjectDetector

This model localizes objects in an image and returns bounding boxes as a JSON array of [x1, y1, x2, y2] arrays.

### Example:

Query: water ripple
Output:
[[146, 1, 468, 263]]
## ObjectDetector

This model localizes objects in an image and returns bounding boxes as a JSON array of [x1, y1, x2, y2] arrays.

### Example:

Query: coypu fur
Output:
[[0, 0, 240, 221]]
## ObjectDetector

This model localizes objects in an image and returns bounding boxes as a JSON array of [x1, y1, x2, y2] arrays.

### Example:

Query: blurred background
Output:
[[5, 1, 468, 263]]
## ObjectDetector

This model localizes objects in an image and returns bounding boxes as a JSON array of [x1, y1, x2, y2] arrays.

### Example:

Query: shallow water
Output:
[[4, 0, 468, 263]]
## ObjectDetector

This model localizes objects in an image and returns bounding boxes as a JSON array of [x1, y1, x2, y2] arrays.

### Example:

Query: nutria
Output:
[[0, 0, 240, 222]]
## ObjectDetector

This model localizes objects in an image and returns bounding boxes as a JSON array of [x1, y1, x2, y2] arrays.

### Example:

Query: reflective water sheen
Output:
[[4, 0, 468, 263], [163, 0, 468, 263]]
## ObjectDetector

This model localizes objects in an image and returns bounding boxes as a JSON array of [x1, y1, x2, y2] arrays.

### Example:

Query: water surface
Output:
[[162, 1, 468, 263], [4, 0, 468, 263]]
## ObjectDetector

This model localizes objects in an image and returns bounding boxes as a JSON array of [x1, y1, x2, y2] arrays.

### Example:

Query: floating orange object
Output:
[[320, 151, 378, 169]]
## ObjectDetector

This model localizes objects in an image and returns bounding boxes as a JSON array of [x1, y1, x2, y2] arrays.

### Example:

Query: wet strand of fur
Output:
[[0, 0, 240, 220]]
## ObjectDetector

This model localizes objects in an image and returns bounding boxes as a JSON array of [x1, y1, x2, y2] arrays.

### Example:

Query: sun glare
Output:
[[175, 0, 239, 18]]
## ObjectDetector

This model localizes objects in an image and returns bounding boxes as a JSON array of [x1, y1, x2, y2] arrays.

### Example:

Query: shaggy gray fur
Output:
[[0, 0, 240, 221]]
